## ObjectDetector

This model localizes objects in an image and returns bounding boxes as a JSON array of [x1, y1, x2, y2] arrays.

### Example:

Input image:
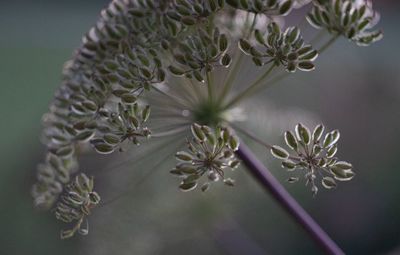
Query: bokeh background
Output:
[[1, 1, 399, 254]]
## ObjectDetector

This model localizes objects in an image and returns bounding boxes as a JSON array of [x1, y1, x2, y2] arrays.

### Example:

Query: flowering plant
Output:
[[32, 0, 381, 253]]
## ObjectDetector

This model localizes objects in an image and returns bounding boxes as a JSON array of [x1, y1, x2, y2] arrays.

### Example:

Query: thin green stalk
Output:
[[230, 122, 273, 149], [231, 122, 300, 161], [175, 77, 200, 106], [151, 84, 192, 110], [318, 35, 339, 53], [206, 71, 214, 103], [151, 126, 188, 138], [218, 14, 258, 105], [310, 30, 327, 45], [223, 64, 275, 110], [100, 141, 185, 207], [187, 77, 204, 103]]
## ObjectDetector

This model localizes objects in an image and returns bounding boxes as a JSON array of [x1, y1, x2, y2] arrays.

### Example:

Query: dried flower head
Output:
[[270, 123, 355, 195], [308, 0, 383, 46], [171, 124, 240, 192], [55, 173, 100, 239], [91, 102, 151, 154], [168, 27, 231, 82], [239, 22, 318, 72]]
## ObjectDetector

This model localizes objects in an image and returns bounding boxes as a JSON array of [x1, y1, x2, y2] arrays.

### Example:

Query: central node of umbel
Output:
[[192, 101, 224, 126]]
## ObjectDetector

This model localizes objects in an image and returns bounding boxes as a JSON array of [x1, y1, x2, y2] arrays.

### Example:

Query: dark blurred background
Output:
[[1, 1, 399, 254]]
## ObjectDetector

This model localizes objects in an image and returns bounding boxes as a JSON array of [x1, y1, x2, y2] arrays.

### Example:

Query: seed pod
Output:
[[75, 130, 94, 142], [179, 166, 197, 174], [295, 123, 311, 145], [89, 192, 101, 204], [332, 161, 352, 170], [322, 177, 337, 189], [311, 185, 318, 195], [121, 94, 137, 104], [222, 128, 230, 144], [238, 39, 252, 55], [184, 174, 201, 184], [312, 124, 325, 143], [94, 143, 114, 154], [193, 70, 204, 83], [298, 61, 315, 71], [252, 57, 263, 66], [224, 178, 235, 186], [219, 34, 228, 52], [327, 145, 337, 158], [208, 171, 219, 182], [103, 134, 120, 145], [287, 177, 299, 183], [228, 158, 239, 167], [60, 229, 74, 239], [284, 131, 298, 150], [181, 16, 196, 26], [312, 144, 322, 155], [255, 29, 265, 45], [56, 146, 74, 158], [142, 105, 151, 122], [271, 145, 290, 159], [279, 0, 292, 15], [323, 130, 340, 148], [175, 151, 193, 162], [221, 54, 232, 67], [201, 183, 210, 192], [179, 182, 197, 191], [191, 123, 206, 142], [168, 65, 185, 76], [287, 27, 300, 44], [282, 160, 296, 170], [229, 136, 239, 151]]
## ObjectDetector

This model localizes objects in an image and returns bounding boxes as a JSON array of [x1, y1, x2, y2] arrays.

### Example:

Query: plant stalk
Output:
[[223, 64, 275, 110], [236, 141, 345, 255], [218, 14, 258, 104]]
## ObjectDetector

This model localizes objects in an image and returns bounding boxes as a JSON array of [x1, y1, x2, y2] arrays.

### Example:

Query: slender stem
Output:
[[223, 64, 275, 110], [236, 141, 345, 255], [100, 141, 184, 207], [218, 14, 258, 105], [230, 123, 273, 149], [151, 84, 192, 110], [310, 30, 327, 45], [175, 77, 200, 106], [151, 125, 188, 138], [187, 77, 204, 103], [206, 71, 214, 103], [319, 35, 339, 54]]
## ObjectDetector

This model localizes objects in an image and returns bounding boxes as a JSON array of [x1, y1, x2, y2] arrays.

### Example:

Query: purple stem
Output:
[[236, 141, 345, 255]]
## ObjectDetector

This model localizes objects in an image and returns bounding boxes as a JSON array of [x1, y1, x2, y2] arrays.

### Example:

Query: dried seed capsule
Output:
[[284, 131, 298, 150], [175, 151, 194, 162], [322, 177, 337, 189], [271, 145, 290, 159]]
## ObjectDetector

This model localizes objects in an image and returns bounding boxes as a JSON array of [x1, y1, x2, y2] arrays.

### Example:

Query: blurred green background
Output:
[[1, 1, 399, 254]]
